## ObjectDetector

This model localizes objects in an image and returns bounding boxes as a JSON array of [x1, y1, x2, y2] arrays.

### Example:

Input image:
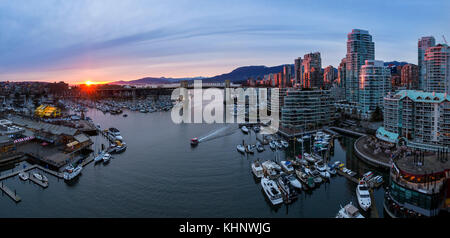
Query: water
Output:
[[0, 106, 387, 217]]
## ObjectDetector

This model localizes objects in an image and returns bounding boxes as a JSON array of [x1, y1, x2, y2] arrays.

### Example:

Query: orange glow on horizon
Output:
[[78, 80, 110, 86]]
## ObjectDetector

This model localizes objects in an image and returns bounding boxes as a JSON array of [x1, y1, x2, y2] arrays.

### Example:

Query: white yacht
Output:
[[63, 165, 82, 181], [286, 174, 302, 190], [269, 141, 276, 150], [241, 126, 249, 134], [19, 172, 29, 181], [315, 162, 330, 179], [303, 153, 316, 163], [261, 177, 283, 205], [33, 173, 45, 182], [251, 160, 264, 178], [336, 202, 365, 218], [280, 161, 294, 173], [103, 153, 112, 163], [356, 182, 371, 211], [94, 151, 106, 163], [246, 144, 255, 154], [261, 161, 279, 176], [236, 144, 246, 154]]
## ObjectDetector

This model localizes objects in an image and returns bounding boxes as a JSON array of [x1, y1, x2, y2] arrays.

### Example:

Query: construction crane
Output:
[[443, 35, 448, 45]]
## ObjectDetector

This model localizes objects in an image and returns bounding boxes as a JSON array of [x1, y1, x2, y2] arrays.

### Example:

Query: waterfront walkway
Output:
[[327, 127, 367, 137], [354, 136, 392, 169]]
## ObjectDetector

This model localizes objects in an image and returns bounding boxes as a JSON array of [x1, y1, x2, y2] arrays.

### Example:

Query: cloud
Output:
[[0, 0, 448, 82]]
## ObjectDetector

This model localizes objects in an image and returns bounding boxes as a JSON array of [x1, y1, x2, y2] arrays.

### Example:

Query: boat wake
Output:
[[198, 125, 237, 142]]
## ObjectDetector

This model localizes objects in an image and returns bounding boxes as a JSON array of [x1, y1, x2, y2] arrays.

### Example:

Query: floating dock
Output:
[[369, 188, 379, 218], [28, 174, 49, 188], [0, 182, 21, 203]]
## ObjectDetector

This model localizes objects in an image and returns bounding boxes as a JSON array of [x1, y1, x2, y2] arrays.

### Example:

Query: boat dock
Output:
[[0, 164, 64, 203], [327, 127, 367, 138], [80, 156, 95, 167], [337, 169, 360, 184], [0, 182, 21, 203], [336, 169, 383, 188], [369, 188, 379, 218], [28, 174, 48, 188]]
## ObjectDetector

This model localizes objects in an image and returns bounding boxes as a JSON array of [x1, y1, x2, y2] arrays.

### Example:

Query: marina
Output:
[[0, 102, 389, 217]]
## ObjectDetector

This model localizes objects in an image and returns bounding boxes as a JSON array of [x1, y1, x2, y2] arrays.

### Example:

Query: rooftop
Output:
[[387, 90, 450, 103]]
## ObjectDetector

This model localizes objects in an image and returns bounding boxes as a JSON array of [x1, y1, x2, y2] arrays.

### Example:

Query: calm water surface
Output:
[[0, 107, 387, 217]]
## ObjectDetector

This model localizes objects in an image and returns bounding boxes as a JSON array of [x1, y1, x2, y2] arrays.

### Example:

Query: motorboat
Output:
[[327, 164, 337, 176], [241, 126, 249, 134], [297, 138, 303, 143], [251, 160, 264, 178], [246, 144, 255, 154], [261, 161, 280, 176], [94, 151, 106, 163], [296, 169, 314, 189], [371, 175, 383, 184], [347, 170, 357, 177], [274, 141, 282, 149], [256, 143, 265, 152], [63, 165, 82, 181], [303, 153, 316, 163], [280, 160, 294, 173], [261, 177, 283, 205], [253, 126, 260, 133], [356, 182, 372, 211], [302, 135, 311, 140], [315, 162, 330, 179], [306, 167, 323, 184], [19, 172, 29, 181], [33, 172, 47, 182], [42, 174, 48, 182], [280, 140, 289, 149], [103, 153, 111, 163], [108, 127, 121, 137], [269, 141, 276, 150], [276, 176, 297, 202], [286, 174, 302, 190], [191, 137, 199, 146], [237, 144, 246, 154], [362, 171, 374, 182], [336, 202, 365, 218]]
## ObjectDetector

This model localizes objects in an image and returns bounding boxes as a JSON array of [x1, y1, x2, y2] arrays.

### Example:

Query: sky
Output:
[[0, 0, 449, 84]]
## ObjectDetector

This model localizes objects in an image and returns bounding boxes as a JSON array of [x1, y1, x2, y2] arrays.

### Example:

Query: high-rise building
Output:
[[377, 90, 450, 151], [418, 36, 436, 90], [424, 44, 450, 93], [281, 89, 334, 131], [338, 58, 346, 88], [401, 64, 419, 89], [358, 60, 391, 118], [345, 29, 375, 103], [294, 57, 302, 86], [301, 52, 323, 89], [282, 64, 293, 88], [323, 65, 337, 85]]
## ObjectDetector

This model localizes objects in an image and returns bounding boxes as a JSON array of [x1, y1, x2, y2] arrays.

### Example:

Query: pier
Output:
[[328, 127, 367, 138], [369, 188, 380, 218], [0, 182, 21, 203], [0, 164, 64, 202], [28, 174, 49, 188]]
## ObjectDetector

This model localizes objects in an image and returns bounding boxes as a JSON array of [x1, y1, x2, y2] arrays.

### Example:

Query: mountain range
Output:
[[110, 65, 292, 85], [110, 61, 410, 85]]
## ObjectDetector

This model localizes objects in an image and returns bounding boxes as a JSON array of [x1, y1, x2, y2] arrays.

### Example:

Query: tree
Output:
[[370, 106, 383, 122]]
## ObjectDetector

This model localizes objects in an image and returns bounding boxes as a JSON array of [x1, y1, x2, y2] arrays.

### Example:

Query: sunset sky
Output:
[[0, 0, 448, 84]]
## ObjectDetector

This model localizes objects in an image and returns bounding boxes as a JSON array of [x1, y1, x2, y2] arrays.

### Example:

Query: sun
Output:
[[84, 80, 94, 86]]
